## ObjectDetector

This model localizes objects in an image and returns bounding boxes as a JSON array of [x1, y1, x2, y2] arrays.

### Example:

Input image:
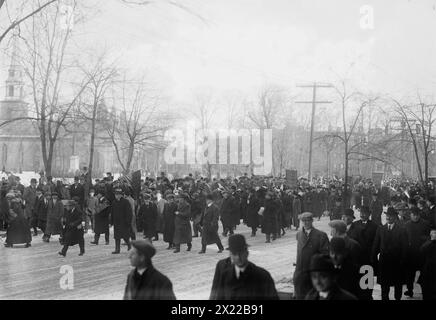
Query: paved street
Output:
[[0, 216, 421, 300]]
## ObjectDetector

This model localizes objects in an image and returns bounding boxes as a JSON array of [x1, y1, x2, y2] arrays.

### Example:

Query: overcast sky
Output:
[[2, 0, 436, 124]]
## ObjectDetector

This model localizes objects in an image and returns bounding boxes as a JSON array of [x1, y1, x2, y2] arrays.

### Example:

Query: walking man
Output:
[[293, 212, 329, 300], [198, 194, 224, 254], [111, 188, 133, 254]]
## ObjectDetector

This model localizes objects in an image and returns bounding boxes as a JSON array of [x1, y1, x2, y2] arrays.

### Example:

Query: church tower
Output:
[[0, 32, 28, 122]]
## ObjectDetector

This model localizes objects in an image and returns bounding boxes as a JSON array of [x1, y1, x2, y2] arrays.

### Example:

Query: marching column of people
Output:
[[1, 173, 436, 301]]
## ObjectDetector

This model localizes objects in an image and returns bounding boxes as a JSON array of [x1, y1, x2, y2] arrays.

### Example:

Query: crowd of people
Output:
[[0, 171, 435, 300]]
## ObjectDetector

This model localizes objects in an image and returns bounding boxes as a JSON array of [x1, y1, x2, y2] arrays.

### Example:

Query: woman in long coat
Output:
[[163, 194, 177, 249], [173, 194, 192, 253], [261, 191, 279, 243], [246, 189, 261, 237], [5, 194, 31, 247], [45, 192, 64, 241]]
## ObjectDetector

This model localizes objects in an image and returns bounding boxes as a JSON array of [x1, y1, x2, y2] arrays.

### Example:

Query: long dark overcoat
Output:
[[371, 223, 408, 286], [293, 227, 329, 300], [201, 203, 221, 246], [111, 198, 133, 240], [45, 199, 64, 235], [261, 199, 278, 235], [173, 202, 192, 245], [139, 202, 158, 239], [62, 206, 84, 246], [163, 201, 177, 244]]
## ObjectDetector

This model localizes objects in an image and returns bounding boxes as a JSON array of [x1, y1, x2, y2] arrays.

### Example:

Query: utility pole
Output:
[[296, 82, 333, 182]]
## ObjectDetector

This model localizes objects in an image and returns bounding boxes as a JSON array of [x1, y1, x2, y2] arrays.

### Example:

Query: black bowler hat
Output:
[[227, 234, 249, 254], [131, 240, 156, 259], [308, 254, 337, 273]]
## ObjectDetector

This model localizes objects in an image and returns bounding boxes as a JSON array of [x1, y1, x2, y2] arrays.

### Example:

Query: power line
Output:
[[296, 82, 333, 181]]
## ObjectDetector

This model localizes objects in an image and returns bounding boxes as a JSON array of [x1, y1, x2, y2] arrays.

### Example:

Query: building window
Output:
[[9, 70, 14, 77], [8, 85, 14, 97]]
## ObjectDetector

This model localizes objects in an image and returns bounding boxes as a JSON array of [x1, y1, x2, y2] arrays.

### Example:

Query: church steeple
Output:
[[0, 29, 28, 122], [4, 31, 24, 102]]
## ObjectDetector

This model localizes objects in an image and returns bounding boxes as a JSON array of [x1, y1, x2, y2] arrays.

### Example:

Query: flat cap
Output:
[[130, 240, 156, 259], [328, 220, 347, 234], [298, 212, 313, 220]]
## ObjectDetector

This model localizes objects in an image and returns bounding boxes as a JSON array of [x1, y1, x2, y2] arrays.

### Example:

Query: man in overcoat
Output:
[[220, 190, 238, 237], [305, 254, 357, 300], [371, 207, 408, 300], [163, 194, 177, 249], [111, 188, 133, 254], [419, 229, 436, 300], [349, 205, 378, 299], [45, 192, 64, 242], [403, 207, 431, 298], [210, 234, 278, 300], [199, 194, 224, 254], [293, 212, 329, 299], [23, 178, 37, 228], [261, 191, 279, 243], [90, 194, 110, 245], [58, 197, 85, 257], [246, 188, 261, 237], [139, 193, 157, 242], [173, 193, 192, 253], [369, 193, 383, 226]]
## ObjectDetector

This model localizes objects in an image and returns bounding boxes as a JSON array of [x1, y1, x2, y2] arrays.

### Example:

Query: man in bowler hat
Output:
[[210, 234, 278, 300], [305, 254, 357, 300]]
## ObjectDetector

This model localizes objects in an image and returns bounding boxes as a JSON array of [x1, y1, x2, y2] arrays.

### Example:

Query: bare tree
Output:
[[248, 85, 290, 176], [0, 0, 58, 44], [105, 76, 171, 174], [321, 81, 379, 208], [315, 133, 339, 179], [393, 96, 436, 195], [79, 53, 118, 186], [188, 90, 217, 179], [15, 1, 89, 176]]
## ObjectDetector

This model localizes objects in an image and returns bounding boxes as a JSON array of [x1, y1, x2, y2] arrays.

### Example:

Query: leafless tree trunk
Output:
[[105, 76, 172, 175], [0, 0, 57, 44], [79, 53, 118, 188], [18, 1, 89, 176], [393, 97, 436, 196]]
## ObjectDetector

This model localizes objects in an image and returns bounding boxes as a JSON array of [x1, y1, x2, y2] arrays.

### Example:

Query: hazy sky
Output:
[[2, 0, 436, 122]]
